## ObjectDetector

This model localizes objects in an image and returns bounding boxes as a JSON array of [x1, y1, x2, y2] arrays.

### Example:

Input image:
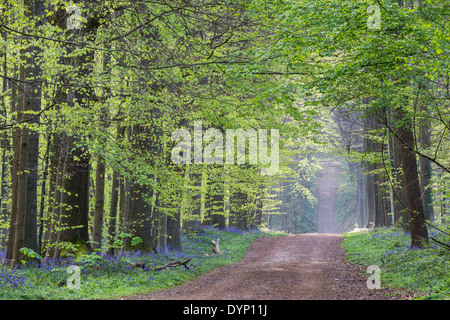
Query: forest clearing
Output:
[[1, 0, 450, 302]]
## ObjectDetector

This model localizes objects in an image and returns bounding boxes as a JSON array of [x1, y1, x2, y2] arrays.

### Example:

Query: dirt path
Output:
[[122, 234, 396, 300]]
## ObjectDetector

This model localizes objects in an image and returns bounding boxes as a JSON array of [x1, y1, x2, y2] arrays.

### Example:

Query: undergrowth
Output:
[[0, 226, 273, 300], [342, 226, 450, 299]]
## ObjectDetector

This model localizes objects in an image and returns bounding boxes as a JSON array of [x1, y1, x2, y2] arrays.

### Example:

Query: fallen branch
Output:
[[131, 258, 192, 271], [430, 237, 450, 250], [153, 259, 191, 271]]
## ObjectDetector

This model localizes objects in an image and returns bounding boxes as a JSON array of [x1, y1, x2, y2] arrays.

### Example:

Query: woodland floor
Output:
[[120, 233, 399, 300]]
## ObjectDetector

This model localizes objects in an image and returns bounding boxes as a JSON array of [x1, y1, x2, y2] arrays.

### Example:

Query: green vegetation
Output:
[[2, 0, 450, 301], [0, 227, 267, 300], [342, 227, 450, 299]]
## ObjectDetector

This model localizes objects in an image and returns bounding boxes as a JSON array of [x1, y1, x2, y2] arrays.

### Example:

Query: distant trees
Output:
[[253, 0, 450, 247]]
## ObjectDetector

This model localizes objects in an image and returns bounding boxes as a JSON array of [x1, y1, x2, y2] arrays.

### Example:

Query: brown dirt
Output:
[[120, 233, 398, 300]]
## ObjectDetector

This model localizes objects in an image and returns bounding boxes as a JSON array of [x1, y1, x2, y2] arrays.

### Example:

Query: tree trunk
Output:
[[419, 102, 434, 222], [204, 166, 226, 228], [183, 170, 203, 233], [0, 5, 10, 249], [5, 65, 18, 262], [7, 0, 44, 265], [392, 126, 409, 231], [167, 209, 181, 250], [92, 155, 106, 251], [394, 106, 429, 247], [126, 124, 158, 252], [52, 7, 101, 258], [229, 186, 248, 231], [363, 116, 378, 228], [154, 195, 168, 253], [43, 133, 66, 257], [127, 181, 153, 251], [54, 135, 92, 257]]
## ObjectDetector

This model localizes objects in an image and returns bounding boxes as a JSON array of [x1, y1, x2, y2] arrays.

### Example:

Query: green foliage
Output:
[[19, 248, 42, 261], [111, 233, 144, 251], [75, 253, 103, 267]]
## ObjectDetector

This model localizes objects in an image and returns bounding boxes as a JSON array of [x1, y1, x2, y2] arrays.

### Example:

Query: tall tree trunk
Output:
[[107, 125, 125, 255], [363, 115, 378, 228], [392, 126, 409, 231], [212, 166, 226, 228], [126, 125, 157, 252], [167, 209, 181, 250], [119, 178, 130, 251], [394, 106, 429, 247], [107, 168, 120, 255], [203, 166, 225, 228], [183, 170, 203, 233], [43, 133, 66, 257], [127, 182, 153, 251], [54, 135, 92, 257], [8, 0, 44, 265], [229, 184, 248, 231], [92, 155, 105, 251], [37, 135, 50, 255], [419, 101, 434, 222], [5, 65, 18, 262], [154, 196, 167, 253], [52, 7, 101, 258], [0, 4, 10, 249]]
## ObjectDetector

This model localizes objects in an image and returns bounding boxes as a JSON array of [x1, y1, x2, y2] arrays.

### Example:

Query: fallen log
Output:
[[131, 259, 192, 271], [154, 259, 191, 271]]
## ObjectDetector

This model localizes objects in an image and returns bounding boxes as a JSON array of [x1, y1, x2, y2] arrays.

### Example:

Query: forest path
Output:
[[122, 234, 395, 300]]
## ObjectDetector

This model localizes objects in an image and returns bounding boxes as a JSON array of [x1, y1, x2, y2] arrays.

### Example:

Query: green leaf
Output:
[[19, 247, 42, 261]]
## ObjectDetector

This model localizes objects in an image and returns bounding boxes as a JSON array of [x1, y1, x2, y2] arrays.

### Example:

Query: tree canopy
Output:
[[1, 0, 450, 267]]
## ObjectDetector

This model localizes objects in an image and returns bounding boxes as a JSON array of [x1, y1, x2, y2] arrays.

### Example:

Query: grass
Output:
[[341, 226, 450, 299], [0, 226, 275, 300]]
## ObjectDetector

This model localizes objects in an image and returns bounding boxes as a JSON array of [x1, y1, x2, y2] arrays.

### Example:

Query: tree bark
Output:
[[392, 126, 409, 231], [363, 115, 378, 228], [419, 101, 434, 222], [394, 106, 429, 247], [92, 155, 106, 251], [167, 209, 181, 250], [7, 0, 44, 265], [0, 4, 10, 249], [54, 136, 92, 257], [183, 170, 203, 233]]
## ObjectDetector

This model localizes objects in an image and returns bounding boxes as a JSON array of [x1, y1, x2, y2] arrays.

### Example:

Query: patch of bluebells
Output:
[[377, 228, 446, 265], [0, 249, 25, 290], [0, 267, 25, 290], [0, 226, 261, 297]]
